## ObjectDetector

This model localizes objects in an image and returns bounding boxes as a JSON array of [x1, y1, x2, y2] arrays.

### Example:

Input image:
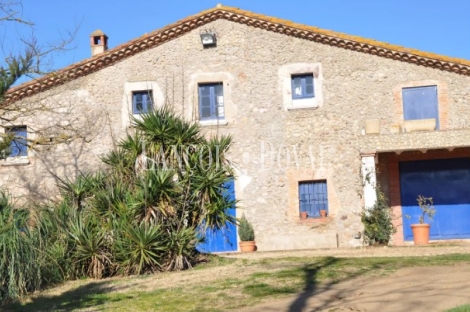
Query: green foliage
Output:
[[0, 49, 33, 100], [361, 190, 396, 246], [0, 106, 237, 303], [67, 215, 112, 279], [114, 222, 165, 275], [238, 214, 255, 241], [0, 191, 42, 303], [416, 195, 436, 224]]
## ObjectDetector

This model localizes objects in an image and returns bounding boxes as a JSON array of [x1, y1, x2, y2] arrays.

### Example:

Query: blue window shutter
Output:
[[9, 127, 27, 157], [199, 83, 224, 120], [292, 74, 314, 99], [132, 91, 153, 114], [304, 75, 314, 97], [299, 183, 307, 212], [132, 92, 141, 114], [199, 85, 213, 120], [299, 181, 328, 218], [292, 76, 303, 99], [403, 86, 439, 129], [143, 92, 153, 113]]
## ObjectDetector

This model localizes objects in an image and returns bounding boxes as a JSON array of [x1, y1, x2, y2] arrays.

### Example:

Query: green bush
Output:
[[361, 190, 396, 246], [238, 214, 255, 241], [0, 191, 42, 303], [0, 107, 238, 304]]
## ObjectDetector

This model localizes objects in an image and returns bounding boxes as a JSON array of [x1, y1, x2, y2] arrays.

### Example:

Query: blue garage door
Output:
[[196, 179, 237, 253], [400, 158, 470, 241]]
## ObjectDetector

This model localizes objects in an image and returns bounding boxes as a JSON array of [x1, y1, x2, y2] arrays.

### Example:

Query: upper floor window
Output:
[[198, 83, 224, 120], [291, 74, 314, 100], [7, 126, 27, 157], [132, 91, 153, 115], [402, 85, 439, 129], [299, 181, 328, 218]]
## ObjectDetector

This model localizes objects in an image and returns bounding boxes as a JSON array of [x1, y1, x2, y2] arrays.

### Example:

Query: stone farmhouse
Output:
[[2, 5, 470, 251]]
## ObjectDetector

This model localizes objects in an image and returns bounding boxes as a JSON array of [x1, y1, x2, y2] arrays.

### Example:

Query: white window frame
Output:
[[279, 63, 323, 110], [188, 72, 235, 126], [122, 81, 164, 127]]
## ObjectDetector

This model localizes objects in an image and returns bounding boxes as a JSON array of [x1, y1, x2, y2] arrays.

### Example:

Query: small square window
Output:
[[299, 181, 328, 218], [132, 91, 153, 115], [198, 83, 224, 120], [7, 126, 28, 157], [291, 74, 314, 100]]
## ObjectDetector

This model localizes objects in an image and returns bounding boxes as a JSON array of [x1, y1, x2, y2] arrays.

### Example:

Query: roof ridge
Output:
[[4, 5, 470, 104]]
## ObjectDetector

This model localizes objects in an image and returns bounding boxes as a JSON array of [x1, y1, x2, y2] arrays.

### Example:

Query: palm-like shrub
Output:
[[1, 106, 236, 303], [114, 222, 165, 275], [57, 107, 233, 276]]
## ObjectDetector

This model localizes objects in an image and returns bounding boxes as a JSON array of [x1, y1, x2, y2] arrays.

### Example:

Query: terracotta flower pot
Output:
[[239, 241, 256, 252], [411, 224, 431, 245], [300, 211, 308, 219], [320, 210, 327, 218]]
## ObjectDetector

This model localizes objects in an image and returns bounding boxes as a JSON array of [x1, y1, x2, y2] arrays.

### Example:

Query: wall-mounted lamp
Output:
[[200, 32, 216, 47]]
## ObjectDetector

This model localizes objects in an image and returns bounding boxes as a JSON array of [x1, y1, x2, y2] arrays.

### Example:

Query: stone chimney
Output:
[[90, 29, 108, 56]]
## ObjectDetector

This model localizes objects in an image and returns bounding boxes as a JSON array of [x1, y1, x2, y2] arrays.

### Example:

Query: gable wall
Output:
[[3, 18, 470, 249]]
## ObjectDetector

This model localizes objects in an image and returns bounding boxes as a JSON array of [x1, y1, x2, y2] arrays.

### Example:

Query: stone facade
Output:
[[3, 6, 470, 250]]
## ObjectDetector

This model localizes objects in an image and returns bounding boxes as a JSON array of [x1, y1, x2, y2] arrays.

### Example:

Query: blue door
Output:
[[196, 179, 237, 253], [400, 158, 470, 240]]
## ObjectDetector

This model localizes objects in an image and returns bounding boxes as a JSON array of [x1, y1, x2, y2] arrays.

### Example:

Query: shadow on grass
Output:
[[287, 256, 397, 312], [288, 256, 337, 312], [3, 280, 122, 312]]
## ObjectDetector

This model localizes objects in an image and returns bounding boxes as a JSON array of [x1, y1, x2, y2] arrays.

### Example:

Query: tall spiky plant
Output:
[[0, 191, 42, 303]]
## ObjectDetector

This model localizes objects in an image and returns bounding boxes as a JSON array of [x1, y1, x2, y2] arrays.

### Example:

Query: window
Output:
[[7, 126, 27, 157], [299, 181, 328, 218], [132, 91, 153, 115], [198, 83, 224, 120], [291, 74, 314, 99], [402, 86, 439, 129]]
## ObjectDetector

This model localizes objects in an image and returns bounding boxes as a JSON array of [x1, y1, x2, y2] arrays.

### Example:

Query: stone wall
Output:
[[3, 18, 470, 249]]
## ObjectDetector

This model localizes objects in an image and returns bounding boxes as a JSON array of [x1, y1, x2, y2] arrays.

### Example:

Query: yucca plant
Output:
[[67, 215, 112, 279], [114, 221, 165, 275], [163, 226, 200, 271], [57, 173, 98, 210]]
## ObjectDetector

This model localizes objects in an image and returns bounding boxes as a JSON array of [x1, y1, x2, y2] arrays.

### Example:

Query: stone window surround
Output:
[[0, 125, 31, 166], [187, 72, 236, 126], [279, 63, 324, 111], [393, 80, 448, 130], [286, 167, 338, 224], [122, 80, 164, 128]]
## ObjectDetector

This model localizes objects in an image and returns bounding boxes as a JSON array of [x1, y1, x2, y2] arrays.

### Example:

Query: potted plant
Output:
[[238, 214, 256, 252], [320, 210, 327, 218], [411, 195, 436, 245], [299, 211, 308, 219]]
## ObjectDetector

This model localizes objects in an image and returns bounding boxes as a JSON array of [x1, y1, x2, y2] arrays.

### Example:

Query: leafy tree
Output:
[[0, 0, 77, 156]]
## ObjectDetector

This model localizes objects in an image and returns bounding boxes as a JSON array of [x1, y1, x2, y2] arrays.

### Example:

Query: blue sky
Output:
[[4, 0, 470, 71]]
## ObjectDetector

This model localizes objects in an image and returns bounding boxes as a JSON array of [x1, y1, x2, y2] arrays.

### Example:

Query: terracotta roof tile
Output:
[[5, 5, 470, 104]]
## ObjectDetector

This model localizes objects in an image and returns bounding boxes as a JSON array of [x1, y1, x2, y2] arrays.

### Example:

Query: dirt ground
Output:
[[223, 242, 470, 260], [239, 264, 470, 312], [235, 244, 470, 312]]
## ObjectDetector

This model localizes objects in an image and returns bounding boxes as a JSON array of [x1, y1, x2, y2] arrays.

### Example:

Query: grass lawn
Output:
[[446, 305, 470, 312], [4, 253, 470, 312]]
